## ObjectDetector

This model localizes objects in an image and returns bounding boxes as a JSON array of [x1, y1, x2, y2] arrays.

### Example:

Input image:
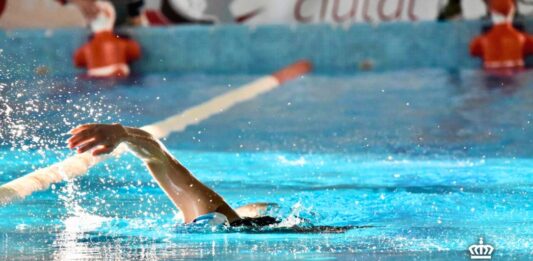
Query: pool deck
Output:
[[2, 20, 533, 77]]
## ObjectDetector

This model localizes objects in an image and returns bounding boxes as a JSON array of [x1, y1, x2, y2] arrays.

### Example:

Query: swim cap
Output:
[[490, 0, 515, 16]]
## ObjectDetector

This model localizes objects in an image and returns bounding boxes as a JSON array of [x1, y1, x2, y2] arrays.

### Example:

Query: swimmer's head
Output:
[[90, 1, 116, 33]]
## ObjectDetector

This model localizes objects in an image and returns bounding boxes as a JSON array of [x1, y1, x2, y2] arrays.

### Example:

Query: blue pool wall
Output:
[[1, 20, 532, 77]]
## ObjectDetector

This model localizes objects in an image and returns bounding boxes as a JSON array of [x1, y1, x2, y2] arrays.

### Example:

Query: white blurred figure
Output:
[[516, 0, 533, 16], [461, 0, 488, 19]]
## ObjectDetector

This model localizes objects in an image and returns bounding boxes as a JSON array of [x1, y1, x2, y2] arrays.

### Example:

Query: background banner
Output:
[[144, 0, 445, 25], [1, 0, 532, 29]]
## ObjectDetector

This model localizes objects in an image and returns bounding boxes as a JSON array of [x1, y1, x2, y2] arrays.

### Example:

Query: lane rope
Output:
[[0, 60, 312, 205]]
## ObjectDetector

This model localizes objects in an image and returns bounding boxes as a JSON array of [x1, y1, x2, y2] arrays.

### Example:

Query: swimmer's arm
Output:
[[67, 123, 240, 223], [119, 126, 240, 222]]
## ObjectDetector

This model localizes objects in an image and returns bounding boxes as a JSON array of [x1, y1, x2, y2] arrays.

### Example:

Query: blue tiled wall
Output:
[[0, 20, 515, 77]]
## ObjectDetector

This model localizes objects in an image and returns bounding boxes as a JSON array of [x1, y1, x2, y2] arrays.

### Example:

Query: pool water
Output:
[[0, 69, 532, 260]]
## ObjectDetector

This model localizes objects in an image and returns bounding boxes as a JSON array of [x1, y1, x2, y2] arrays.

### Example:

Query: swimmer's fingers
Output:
[[67, 130, 98, 148], [68, 125, 111, 148], [68, 124, 127, 151], [76, 140, 103, 154], [92, 145, 114, 156], [70, 123, 99, 134], [70, 124, 91, 134], [68, 137, 94, 150]]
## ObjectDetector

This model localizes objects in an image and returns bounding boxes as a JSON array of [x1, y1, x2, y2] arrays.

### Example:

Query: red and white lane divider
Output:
[[0, 60, 312, 205]]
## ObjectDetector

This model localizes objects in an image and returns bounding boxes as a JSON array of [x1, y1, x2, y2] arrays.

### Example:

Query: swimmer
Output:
[[67, 123, 278, 227]]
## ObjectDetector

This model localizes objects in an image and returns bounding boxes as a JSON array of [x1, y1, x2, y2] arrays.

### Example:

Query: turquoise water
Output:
[[0, 69, 532, 260]]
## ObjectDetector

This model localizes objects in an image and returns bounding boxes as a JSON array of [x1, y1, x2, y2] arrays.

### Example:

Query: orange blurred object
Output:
[[75, 32, 141, 77], [470, 0, 533, 70], [74, 1, 141, 77], [272, 60, 312, 83], [490, 0, 515, 16]]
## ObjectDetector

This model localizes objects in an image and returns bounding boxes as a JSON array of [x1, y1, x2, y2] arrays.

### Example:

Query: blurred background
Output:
[[0, 0, 531, 29], [0, 1, 532, 260]]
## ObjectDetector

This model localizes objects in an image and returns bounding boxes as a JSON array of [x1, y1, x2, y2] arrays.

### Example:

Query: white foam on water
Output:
[[277, 155, 307, 166]]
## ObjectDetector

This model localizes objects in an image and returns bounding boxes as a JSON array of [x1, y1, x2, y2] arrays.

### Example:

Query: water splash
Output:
[[53, 179, 112, 260], [0, 78, 123, 236], [0, 79, 121, 155]]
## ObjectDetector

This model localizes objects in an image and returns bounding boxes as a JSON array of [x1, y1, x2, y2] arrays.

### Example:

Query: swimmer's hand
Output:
[[67, 123, 127, 156]]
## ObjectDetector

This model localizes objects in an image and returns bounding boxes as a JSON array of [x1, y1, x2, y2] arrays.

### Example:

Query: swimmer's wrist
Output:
[[112, 123, 130, 143], [120, 126, 157, 145]]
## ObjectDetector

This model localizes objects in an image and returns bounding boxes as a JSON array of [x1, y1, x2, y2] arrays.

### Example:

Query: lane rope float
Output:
[[0, 60, 312, 205]]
